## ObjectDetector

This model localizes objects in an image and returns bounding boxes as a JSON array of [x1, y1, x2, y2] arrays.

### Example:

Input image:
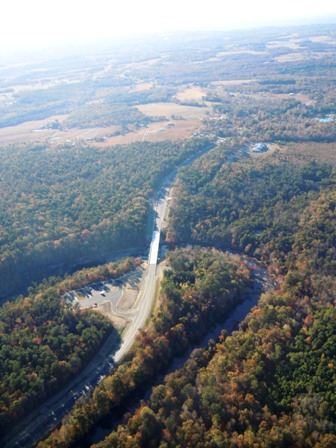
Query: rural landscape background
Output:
[[0, 11, 335, 448]]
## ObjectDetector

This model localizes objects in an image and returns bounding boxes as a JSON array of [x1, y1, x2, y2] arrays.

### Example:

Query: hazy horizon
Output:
[[1, 0, 336, 55]]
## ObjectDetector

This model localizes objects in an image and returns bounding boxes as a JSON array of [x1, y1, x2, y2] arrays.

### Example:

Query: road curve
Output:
[[1, 142, 216, 448]]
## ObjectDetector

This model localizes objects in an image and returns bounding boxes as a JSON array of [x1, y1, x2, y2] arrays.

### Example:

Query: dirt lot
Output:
[[97, 303, 128, 331], [74, 265, 146, 331]]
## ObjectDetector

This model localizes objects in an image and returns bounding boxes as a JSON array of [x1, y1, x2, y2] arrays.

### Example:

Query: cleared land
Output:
[[137, 102, 209, 119], [97, 119, 201, 146], [211, 79, 252, 86], [76, 265, 146, 330], [0, 115, 67, 145], [0, 117, 120, 146], [175, 86, 208, 101], [287, 142, 336, 164]]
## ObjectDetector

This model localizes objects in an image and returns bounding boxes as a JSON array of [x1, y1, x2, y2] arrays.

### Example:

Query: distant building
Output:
[[319, 117, 334, 123], [251, 143, 268, 153]]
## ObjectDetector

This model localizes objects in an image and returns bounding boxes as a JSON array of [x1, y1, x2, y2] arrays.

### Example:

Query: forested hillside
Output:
[[0, 138, 209, 299], [169, 144, 335, 274], [93, 149, 336, 447], [37, 248, 251, 447], [0, 253, 143, 439], [0, 23, 335, 448]]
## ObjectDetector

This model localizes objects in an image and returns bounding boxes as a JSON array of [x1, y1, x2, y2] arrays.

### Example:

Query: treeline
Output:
[[28, 256, 141, 298], [0, 283, 115, 437], [91, 151, 336, 447], [98, 272, 336, 447], [0, 138, 210, 299], [37, 248, 250, 447], [0, 81, 94, 128], [64, 103, 155, 129], [104, 86, 175, 106]]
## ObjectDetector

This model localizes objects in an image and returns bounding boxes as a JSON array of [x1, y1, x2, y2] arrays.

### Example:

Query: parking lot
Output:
[[75, 280, 122, 310], [62, 266, 145, 318]]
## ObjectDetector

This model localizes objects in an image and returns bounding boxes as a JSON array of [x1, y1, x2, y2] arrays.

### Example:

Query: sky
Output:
[[2, 0, 336, 52]]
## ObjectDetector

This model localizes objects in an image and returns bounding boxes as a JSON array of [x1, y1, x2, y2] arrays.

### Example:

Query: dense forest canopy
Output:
[[169, 144, 336, 274], [0, 138, 209, 298], [0, 23, 335, 448], [0, 256, 140, 438], [90, 147, 336, 448], [37, 248, 251, 448], [0, 281, 113, 436]]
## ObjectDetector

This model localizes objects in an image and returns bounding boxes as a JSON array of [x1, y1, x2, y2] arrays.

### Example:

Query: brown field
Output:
[[287, 142, 336, 164], [0, 115, 68, 145], [137, 102, 209, 119], [0, 116, 121, 146], [57, 126, 120, 142], [211, 79, 252, 86], [275, 53, 307, 63], [131, 82, 155, 92], [216, 50, 266, 57], [252, 92, 311, 103], [96, 119, 202, 147], [276, 51, 336, 63], [175, 86, 208, 102], [309, 35, 336, 45], [267, 39, 302, 50]]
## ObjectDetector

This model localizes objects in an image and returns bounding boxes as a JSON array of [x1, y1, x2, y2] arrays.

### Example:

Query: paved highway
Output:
[[114, 194, 166, 362], [1, 182, 169, 448], [1, 143, 215, 448]]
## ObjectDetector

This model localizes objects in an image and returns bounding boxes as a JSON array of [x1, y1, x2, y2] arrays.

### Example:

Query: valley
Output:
[[0, 23, 335, 448]]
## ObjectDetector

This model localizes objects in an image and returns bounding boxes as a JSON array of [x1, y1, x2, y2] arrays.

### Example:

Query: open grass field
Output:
[[275, 51, 335, 63], [275, 53, 308, 63], [96, 118, 202, 147], [211, 79, 252, 86], [137, 102, 209, 119], [0, 116, 120, 146], [251, 92, 311, 102], [288, 142, 336, 164], [175, 85, 207, 102], [307, 35, 336, 45], [267, 38, 302, 50], [132, 82, 156, 92], [0, 99, 206, 147], [0, 115, 68, 145]]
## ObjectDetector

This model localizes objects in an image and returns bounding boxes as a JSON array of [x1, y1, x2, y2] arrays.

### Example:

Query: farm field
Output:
[[136, 101, 209, 119]]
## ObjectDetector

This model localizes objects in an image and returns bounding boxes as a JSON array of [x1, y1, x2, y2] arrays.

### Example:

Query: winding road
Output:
[[1, 145, 213, 448]]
